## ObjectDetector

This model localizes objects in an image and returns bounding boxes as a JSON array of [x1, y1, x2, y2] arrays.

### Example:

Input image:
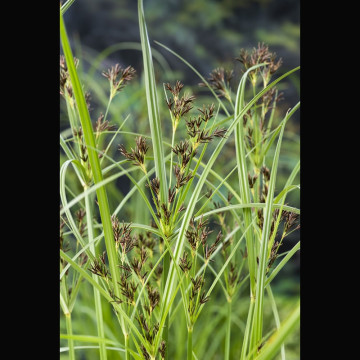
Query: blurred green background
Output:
[[60, 0, 300, 358]]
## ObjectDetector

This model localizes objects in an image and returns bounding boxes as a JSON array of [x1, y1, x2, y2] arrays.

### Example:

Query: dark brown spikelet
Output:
[[109, 291, 123, 305], [257, 209, 264, 229], [248, 173, 259, 189], [131, 257, 143, 277], [159, 340, 166, 359], [198, 103, 215, 122], [140, 344, 151, 360], [200, 226, 213, 246], [178, 203, 186, 213], [75, 208, 86, 236], [267, 241, 281, 272], [212, 127, 227, 139], [228, 262, 239, 288], [175, 169, 193, 189], [137, 313, 149, 333], [118, 274, 138, 304], [138, 233, 156, 253], [204, 231, 222, 261], [197, 129, 214, 144], [102, 64, 136, 94], [191, 275, 204, 293], [118, 136, 148, 169], [147, 285, 160, 312], [199, 290, 210, 305], [119, 263, 132, 277], [165, 81, 195, 120], [261, 166, 271, 182], [160, 203, 171, 225], [236, 43, 282, 84], [262, 184, 269, 197], [261, 88, 284, 110], [89, 252, 110, 278], [236, 43, 272, 71], [179, 251, 192, 274], [172, 140, 190, 156], [79, 253, 88, 267], [60, 55, 79, 98], [146, 177, 160, 198], [111, 216, 137, 254], [94, 113, 116, 136], [165, 80, 184, 97], [185, 216, 209, 251], [168, 186, 176, 204], [75, 208, 86, 222], [199, 68, 233, 98], [283, 212, 300, 233]]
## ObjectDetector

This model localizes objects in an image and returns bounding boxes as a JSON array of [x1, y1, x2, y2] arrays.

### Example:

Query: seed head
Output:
[[179, 251, 192, 274], [159, 341, 166, 359], [261, 166, 271, 182], [199, 68, 233, 98], [102, 64, 136, 97], [118, 136, 149, 170], [199, 290, 210, 305], [248, 173, 259, 189], [94, 114, 116, 138], [89, 252, 110, 278]]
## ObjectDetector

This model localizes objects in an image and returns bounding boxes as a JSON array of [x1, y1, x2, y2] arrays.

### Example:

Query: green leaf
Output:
[[253, 302, 300, 360], [138, 0, 168, 203]]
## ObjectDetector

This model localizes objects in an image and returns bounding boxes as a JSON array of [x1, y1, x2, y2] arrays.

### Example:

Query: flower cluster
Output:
[[102, 64, 136, 99]]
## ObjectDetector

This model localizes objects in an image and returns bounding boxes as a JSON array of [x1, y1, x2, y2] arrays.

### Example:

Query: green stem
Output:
[[103, 94, 112, 125], [266, 286, 285, 360], [162, 249, 170, 360], [85, 190, 107, 360], [125, 333, 130, 360], [169, 127, 176, 189], [240, 299, 255, 360], [65, 312, 76, 360], [225, 299, 232, 360], [187, 327, 193, 360]]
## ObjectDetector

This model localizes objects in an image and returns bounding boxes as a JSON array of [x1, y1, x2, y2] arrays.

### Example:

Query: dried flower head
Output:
[[261, 166, 271, 182], [94, 114, 116, 139], [59, 55, 79, 101], [203, 231, 222, 261], [140, 344, 151, 360], [102, 64, 136, 98], [199, 68, 233, 99], [248, 173, 259, 189], [267, 241, 281, 272], [283, 211, 300, 234], [118, 273, 138, 305], [89, 252, 110, 278], [198, 104, 215, 123], [165, 81, 195, 127], [236, 43, 282, 85], [146, 177, 161, 205], [111, 216, 137, 255], [199, 291, 210, 305], [159, 341, 166, 359], [119, 136, 149, 171], [146, 285, 160, 313], [174, 165, 193, 189], [179, 251, 192, 274]]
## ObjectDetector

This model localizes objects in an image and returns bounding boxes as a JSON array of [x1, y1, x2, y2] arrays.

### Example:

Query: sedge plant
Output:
[[60, 1, 300, 359]]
